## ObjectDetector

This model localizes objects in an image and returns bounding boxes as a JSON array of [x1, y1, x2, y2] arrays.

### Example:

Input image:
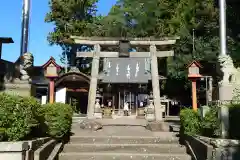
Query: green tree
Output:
[[46, 0, 240, 101], [99, 0, 220, 78], [45, 0, 99, 45], [45, 0, 100, 74], [93, 0, 221, 101]]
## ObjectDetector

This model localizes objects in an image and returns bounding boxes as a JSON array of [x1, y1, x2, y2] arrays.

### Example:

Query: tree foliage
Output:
[[46, 0, 240, 101], [45, 0, 99, 45]]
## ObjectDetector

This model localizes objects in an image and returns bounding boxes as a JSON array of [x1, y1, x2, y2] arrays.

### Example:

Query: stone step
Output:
[[72, 117, 86, 123], [59, 152, 191, 160], [69, 136, 179, 144], [63, 143, 186, 154], [169, 124, 180, 132]]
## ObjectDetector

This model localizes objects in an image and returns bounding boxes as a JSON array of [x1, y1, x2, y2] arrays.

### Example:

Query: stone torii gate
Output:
[[71, 36, 178, 121]]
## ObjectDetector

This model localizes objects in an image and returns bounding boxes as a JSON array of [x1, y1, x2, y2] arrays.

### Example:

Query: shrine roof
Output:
[[186, 60, 203, 68], [0, 37, 14, 43], [42, 57, 62, 69]]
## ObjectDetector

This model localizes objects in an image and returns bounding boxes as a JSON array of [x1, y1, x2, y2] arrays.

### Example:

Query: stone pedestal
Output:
[[3, 79, 31, 97], [145, 121, 169, 132], [218, 83, 231, 139], [145, 99, 156, 122], [219, 83, 234, 101], [219, 105, 229, 139], [145, 107, 155, 121], [94, 109, 102, 119]]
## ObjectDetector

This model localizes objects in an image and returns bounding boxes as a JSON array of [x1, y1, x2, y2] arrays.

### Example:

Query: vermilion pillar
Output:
[[49, 79, 55, 104], [191, 79, 197, 111]]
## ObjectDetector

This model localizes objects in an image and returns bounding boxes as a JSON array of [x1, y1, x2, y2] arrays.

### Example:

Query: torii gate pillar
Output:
[[150, 45, 163, 121]]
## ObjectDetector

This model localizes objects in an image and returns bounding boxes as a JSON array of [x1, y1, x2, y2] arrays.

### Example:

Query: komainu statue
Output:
[[218, 54, 240, 101], [20, 52, 34, 81], [218, 54, 235, 85]]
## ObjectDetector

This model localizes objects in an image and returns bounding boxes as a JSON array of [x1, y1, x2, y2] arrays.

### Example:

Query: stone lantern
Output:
[[145, 91, 155, 121], [94, 89, 102, 119]]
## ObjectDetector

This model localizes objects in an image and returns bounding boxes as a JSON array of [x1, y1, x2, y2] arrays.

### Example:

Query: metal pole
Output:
[[219, 0, 227, 56], [20, 0, 30, 56], [118, 91, 120, 115], [64, 24, 68, 73], [219, 0, 229, 139], [0, 43, 2, 59], [192, 29, 195, 54], [64, 49, 68, 73], [208, 77, 213, 102], [205, 77, 208, 106], [130, 92, 131, 115]]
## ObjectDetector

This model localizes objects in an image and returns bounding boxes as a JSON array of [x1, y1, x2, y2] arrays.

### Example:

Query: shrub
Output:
[[201, 106, 220, 137], [0, 93, 41, 141], [180, 108, 201, 135], [39, 103, 73, 139]]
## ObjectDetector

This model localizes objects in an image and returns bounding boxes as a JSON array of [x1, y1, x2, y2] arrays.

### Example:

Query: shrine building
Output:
[[31, 37, 178, 120]]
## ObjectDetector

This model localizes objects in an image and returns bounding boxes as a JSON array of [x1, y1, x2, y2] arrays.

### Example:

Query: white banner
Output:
[[41, 95, 47, 105], [55, 88, 66, 103]]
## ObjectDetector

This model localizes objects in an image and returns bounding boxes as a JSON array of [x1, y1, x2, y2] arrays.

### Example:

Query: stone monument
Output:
[[217, 54, 240, 138], [218, 54, 235, 101], [145, 92, 155, 121], [20, 52, 34, 81], [218, 54, 240, 102], [93, 90, 102, 119], [3, 52, 33, 97]]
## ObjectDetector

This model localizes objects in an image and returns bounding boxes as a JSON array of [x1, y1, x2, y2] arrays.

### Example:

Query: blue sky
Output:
[[0, 0, 117, 66]]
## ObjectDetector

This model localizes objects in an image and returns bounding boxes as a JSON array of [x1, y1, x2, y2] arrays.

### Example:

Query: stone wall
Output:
[[0, 137, 62, 160], [184, 135, 213, 160], [184, 135, 240, 160]]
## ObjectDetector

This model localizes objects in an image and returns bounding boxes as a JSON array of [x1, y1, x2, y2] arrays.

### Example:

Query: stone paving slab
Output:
[[71, 125, 178, 137], [71, 116, 179, 137], [60, 152, 191, 160], [95, 118, 147, 126]]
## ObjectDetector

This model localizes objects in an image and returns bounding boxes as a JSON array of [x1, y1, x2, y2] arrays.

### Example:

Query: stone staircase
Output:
[[59, 120, 191, 160]]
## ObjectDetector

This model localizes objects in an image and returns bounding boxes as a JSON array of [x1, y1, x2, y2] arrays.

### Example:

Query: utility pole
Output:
[[20, 0, 30, 56], [64, 24, 68, 73], [192, 29, 195, 54], [218, 0, 229, 139], [219, 0, 227, 56]]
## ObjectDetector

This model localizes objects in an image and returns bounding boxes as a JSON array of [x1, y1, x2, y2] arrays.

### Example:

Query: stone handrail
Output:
[[0, 137, 62, 160]]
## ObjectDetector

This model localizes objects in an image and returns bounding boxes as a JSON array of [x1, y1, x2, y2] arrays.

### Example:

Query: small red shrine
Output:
[[187, 61, 203, 111], [42, 57, 61, 103]]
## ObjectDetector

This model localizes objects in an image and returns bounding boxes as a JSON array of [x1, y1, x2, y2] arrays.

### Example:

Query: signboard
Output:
[[45, 63, 58, 77], [102, 58, 150, 83], [55, 88, 66, 103]]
